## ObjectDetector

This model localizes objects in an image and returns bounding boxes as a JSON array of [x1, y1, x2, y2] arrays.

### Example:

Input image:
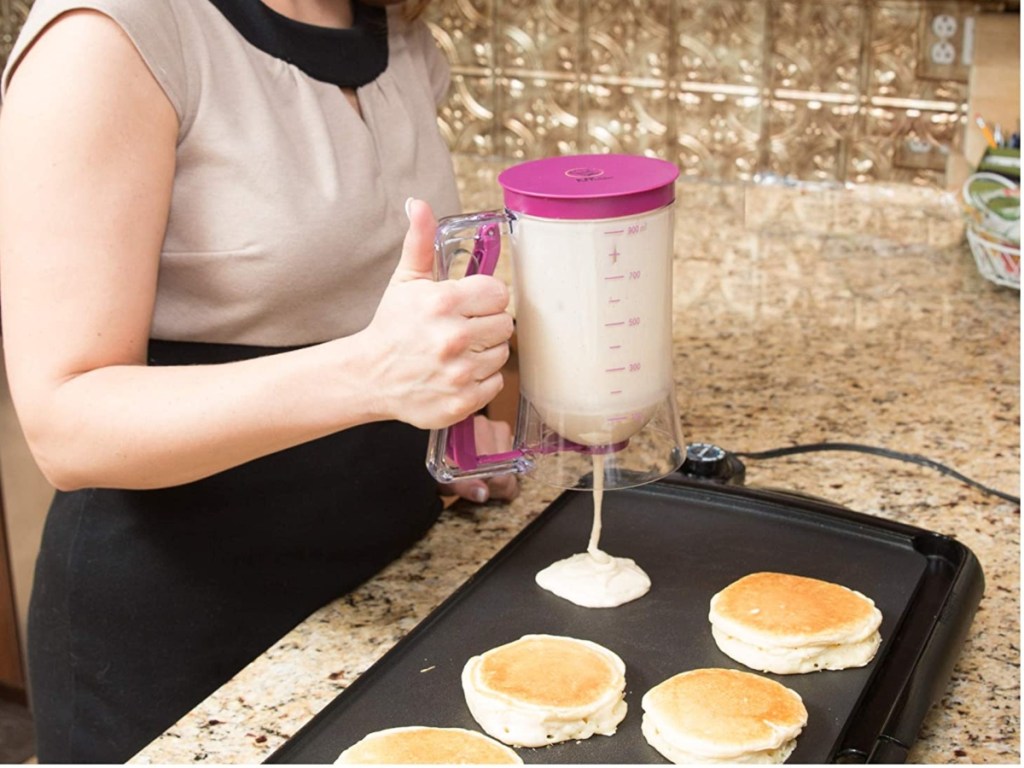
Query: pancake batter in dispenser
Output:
[[513, 196, 674, 448], [427, 154, 685, 606]]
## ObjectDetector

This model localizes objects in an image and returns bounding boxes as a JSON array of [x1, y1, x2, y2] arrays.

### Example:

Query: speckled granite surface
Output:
[[131, 165, 1019, 765]]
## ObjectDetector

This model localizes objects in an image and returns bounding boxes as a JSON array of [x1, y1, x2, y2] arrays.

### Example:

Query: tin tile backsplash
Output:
[[427, 0, 992, 186], [0, 0, 995, 186]]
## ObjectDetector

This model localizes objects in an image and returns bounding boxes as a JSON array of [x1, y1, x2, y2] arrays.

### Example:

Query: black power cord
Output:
[[734, 442, 1020, 505]]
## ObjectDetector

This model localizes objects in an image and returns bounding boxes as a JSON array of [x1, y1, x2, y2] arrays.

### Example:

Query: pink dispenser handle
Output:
[[465, 222, 502, 278], [427, 211, 527, 483], [446, 221, 510, 470]]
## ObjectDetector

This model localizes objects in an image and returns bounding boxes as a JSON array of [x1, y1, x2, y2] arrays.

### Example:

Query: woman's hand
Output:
[[438, 415, 519, 504], [361, 199, 514, 429]]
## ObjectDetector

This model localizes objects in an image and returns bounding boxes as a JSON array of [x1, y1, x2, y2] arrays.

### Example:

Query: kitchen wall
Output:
[[424, 0, 1010, 187], [0, 1, 1007, 186]]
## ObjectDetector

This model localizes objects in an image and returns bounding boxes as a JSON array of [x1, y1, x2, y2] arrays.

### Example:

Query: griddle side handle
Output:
[[874, 535, 985, 755], [833, 532, 985, 763]]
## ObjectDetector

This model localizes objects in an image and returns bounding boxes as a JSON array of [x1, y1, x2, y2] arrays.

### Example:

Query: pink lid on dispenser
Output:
[[497, 154, 679, 220]]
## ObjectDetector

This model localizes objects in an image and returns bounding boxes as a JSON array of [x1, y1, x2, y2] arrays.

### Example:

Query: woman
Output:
[[0, 0, 516, 761]]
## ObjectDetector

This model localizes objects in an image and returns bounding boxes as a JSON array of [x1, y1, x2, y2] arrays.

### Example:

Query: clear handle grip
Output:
[[426, 211, 528, 483]]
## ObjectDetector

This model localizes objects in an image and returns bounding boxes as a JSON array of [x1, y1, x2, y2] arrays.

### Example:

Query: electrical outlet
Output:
[[918, 4, 971, 81], [894, 131, 948, 173], [905, 137, 933, 155], [931, 14, 957, 39], [930, 41, 956, 66]]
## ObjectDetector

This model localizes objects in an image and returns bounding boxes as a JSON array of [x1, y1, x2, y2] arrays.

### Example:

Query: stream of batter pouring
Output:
[[534, 454, 651, 607], [586, 453, 605, 554]]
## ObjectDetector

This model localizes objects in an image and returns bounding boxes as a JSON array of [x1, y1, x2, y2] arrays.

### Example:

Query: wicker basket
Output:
[[966, 223, 1021, 289], [961, 173, 1020, 290]]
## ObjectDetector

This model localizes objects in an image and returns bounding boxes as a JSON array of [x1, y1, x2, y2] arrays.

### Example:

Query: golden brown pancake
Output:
[[709, 572, 883, 674], [475, 634, 619, 708], [461, 634, 628, 747], [711, 572, 879, 643], [334, 726, 522, 764], [641, 668, 807, 763]]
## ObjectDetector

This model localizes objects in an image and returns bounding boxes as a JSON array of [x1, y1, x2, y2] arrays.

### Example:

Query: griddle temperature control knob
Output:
[[680, 442, 746, 485]]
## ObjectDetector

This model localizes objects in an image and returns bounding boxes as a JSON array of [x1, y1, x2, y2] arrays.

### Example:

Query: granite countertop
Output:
[[131, 164, 1020, 764]]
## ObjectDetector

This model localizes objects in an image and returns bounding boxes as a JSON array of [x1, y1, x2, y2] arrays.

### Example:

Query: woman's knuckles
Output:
[[462, 274, 510, 307], [439, 325, 474, 359], [422, 284, 461, 318]]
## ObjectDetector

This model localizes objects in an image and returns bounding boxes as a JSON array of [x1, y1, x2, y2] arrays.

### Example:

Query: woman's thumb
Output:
[[392, 197, 437, 283]]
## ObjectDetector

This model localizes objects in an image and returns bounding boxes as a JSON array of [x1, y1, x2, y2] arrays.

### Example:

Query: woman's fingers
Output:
[[466, 313, 515, 353], [438, 417, 520, 504], [448, 274, 510, 318]]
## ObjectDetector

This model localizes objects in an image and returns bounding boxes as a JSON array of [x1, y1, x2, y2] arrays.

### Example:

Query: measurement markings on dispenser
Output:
[[605, 361, 629, 397], [601, 221, 648, 401]]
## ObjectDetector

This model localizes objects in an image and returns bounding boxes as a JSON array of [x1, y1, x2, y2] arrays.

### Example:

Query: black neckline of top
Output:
[[205, 0, 389, 88]]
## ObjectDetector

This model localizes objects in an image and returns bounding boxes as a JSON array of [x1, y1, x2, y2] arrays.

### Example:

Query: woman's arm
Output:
[[0, 11, 511, 492]]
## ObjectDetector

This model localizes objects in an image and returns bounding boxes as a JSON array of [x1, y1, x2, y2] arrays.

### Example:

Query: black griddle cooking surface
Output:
[[268, 477, 983, 764]]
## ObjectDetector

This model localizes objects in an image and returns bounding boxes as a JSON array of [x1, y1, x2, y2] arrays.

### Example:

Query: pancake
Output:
[[534, 549, 651, 608], [534, 454, 652, 608], [709, 571, 883, 674], [334, 726, 522, 764], [461, 634, 627, 747], [641, 668, 807, 764]]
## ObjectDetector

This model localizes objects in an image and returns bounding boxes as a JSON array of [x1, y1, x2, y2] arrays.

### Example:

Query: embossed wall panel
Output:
[[493, 0, 582, 159], [496, 75, 581, 159], [672, 0, 765, 181], [765, 99, 860, 182], [428, 0, 494, 70], [495, 0, 581, 74], [583, 0, 672, 156], [859, 2, 969, 182], [440, 73, 497, 156], [850, 105, 955, 185], [765, 1, 867, 183], [675, 0, 766, 87], [770, 0, 865, 95], [583, 82, 672, 156], [869, 1, 969, 102], [588, 0, 672, 82], [429, 0, 496, 156], [675, 91, 763, 181], [0, 0, 989, 187]]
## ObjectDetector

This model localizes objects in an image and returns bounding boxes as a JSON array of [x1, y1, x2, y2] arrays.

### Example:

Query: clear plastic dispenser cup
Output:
[[427, 154, 685, 491]]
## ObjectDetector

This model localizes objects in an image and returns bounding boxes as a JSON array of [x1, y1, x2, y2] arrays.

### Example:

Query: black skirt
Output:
[[27, 340, 442, 763]]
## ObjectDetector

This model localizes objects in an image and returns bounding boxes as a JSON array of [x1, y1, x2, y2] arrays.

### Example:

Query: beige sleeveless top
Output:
[[3, 0, 462, 346]]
